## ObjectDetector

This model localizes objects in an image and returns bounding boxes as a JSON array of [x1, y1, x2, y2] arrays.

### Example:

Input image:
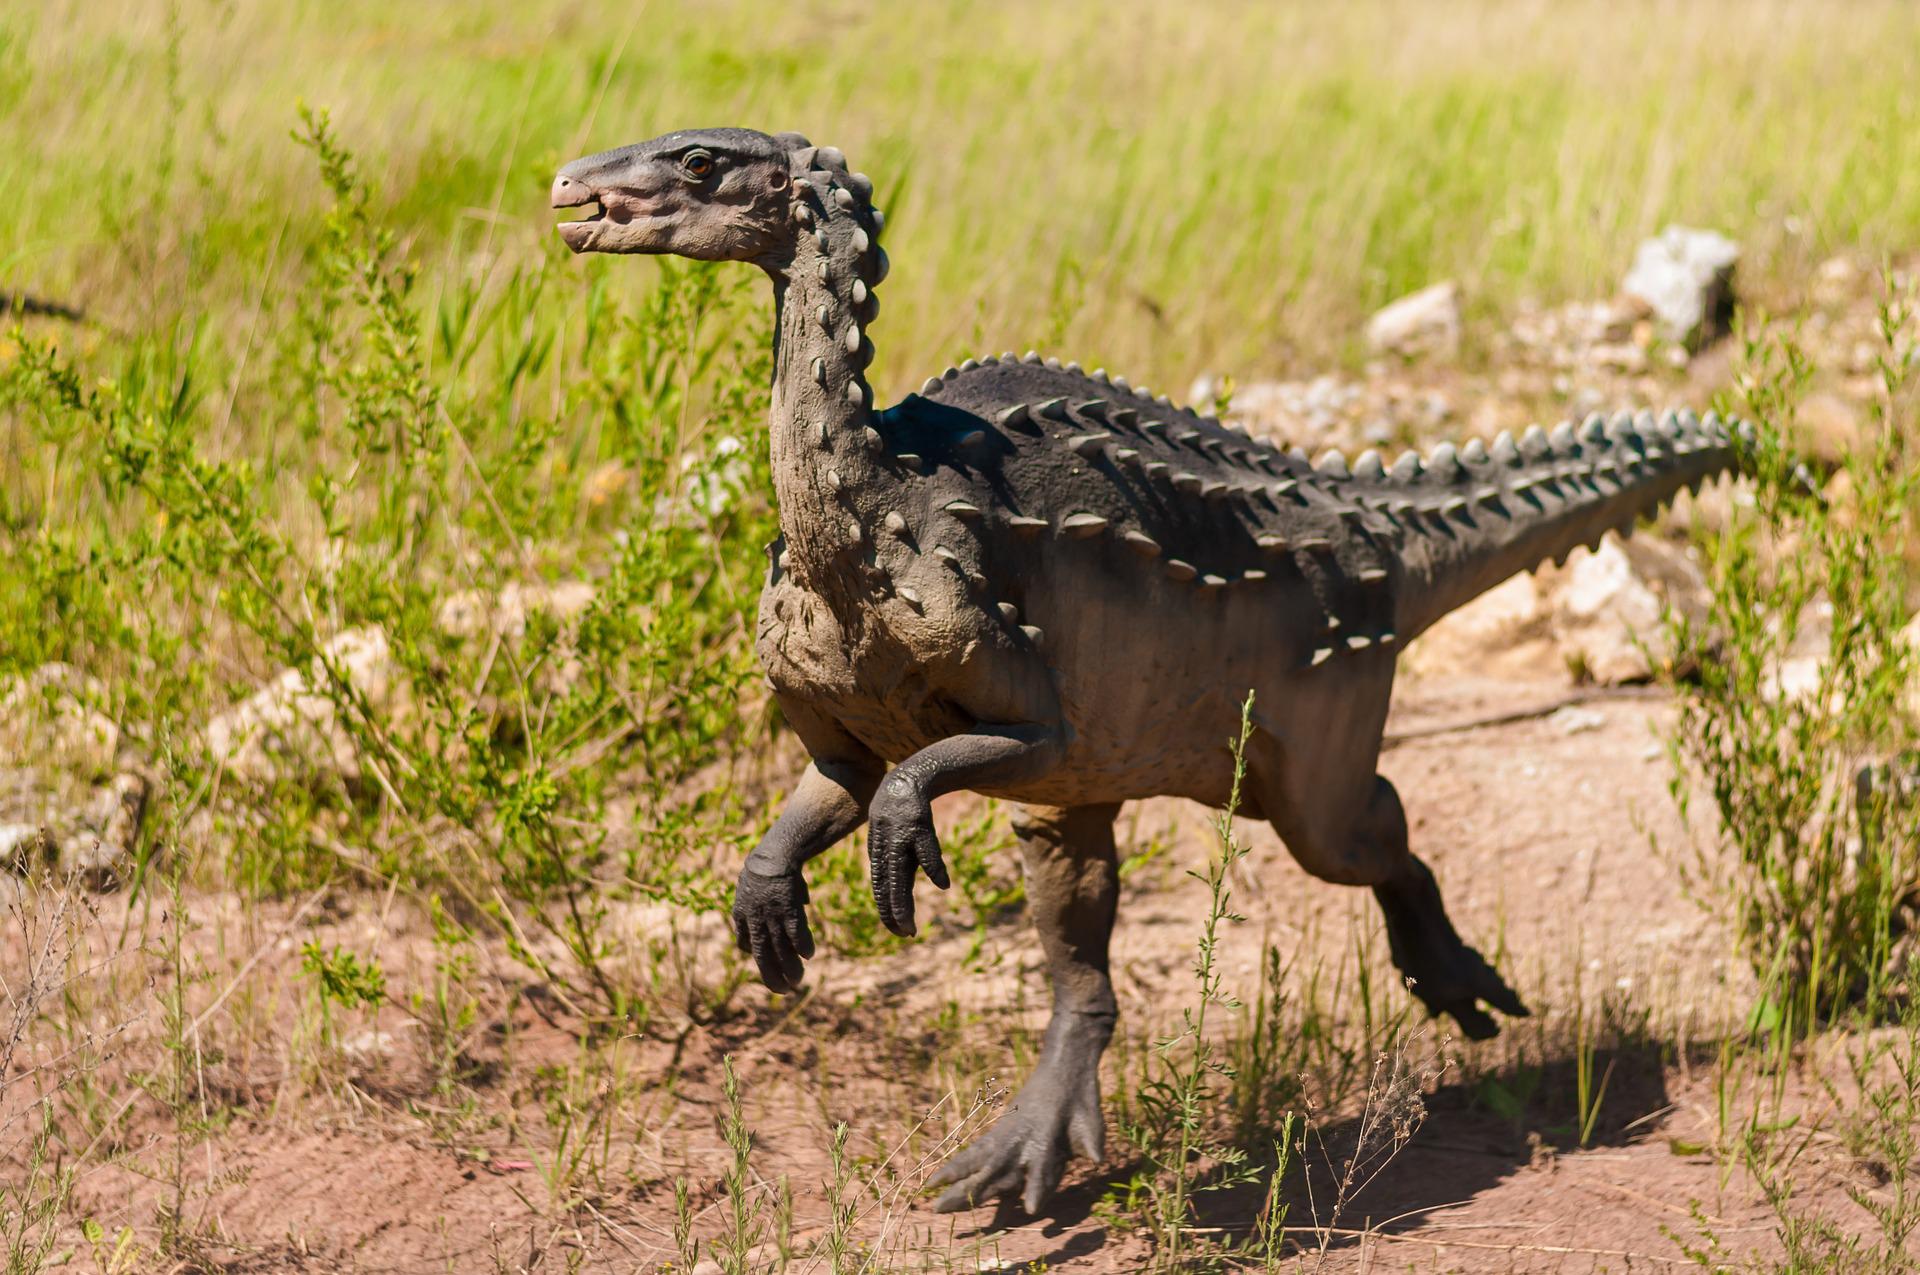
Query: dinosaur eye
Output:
[[682, 150, 714, 179]]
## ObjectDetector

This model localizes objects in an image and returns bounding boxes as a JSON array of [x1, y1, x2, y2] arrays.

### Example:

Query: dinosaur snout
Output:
[[550, 171, 596, 209]]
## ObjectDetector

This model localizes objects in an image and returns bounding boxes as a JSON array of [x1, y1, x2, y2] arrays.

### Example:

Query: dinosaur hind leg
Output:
[[1253, 751, 1528, 1041], [931, 802, 1120, 1215]]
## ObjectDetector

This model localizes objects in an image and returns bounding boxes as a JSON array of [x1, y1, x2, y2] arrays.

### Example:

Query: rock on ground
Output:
[[1366, 280, 1462, 357], [1621, 225, 1739, 348], [0, 663, 121, 778], [1551, 537, 1695, 683], [1408, 534, 1709, 685], [435, 580, 596, 640], [204, 627, 397, 786]]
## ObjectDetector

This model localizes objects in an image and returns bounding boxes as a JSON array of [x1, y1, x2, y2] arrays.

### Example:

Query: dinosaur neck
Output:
[[764, 147, 887, 589]]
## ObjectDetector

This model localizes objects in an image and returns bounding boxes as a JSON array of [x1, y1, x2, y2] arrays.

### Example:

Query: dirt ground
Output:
[[11, 665, 1886, 1273]]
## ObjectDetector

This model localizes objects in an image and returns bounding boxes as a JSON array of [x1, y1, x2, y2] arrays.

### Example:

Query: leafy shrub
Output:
[[0, 110, 781, 1026], [1663, 281, 1920, 1026]]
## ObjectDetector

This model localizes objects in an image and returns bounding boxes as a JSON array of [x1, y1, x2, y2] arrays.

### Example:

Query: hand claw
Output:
[[1447, 1001, 1499, 1041], [867, 792, 947, 939], [732, 862, 813, 994]]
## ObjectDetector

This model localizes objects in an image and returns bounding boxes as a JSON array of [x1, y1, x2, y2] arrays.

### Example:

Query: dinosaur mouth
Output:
[[556, 197, 611, 252], [551, 169, 610, 252]]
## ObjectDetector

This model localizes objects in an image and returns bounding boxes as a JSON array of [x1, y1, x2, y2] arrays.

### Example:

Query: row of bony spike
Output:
[[1317, 409, 1741, 485], [910, 350, 1738, 488]]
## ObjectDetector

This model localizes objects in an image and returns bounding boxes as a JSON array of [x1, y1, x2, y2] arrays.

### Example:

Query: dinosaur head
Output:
[[551, 127, 809, 264]]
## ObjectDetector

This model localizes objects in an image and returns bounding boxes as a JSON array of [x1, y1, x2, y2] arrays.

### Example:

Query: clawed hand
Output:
[[731, 858, 814, 993], [866, 772, 950, 936]]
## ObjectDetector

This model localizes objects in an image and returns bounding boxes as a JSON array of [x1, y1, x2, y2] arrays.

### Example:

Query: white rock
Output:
[[0, 664, 120, 777], [1366, 280, 1462, 357], [1403, 573, 1558, 680], [1551, 706, 1606, 735], [205, 627, 397, 785], [1408, 536, 1708, 685], [1813, 254, 1864, 309], [342, 1028, 396, 1063], [1550, 538, 1702, 684], [1621, 226, 1739, 347], [1794, 392, 1864, 467], [436, 580, 596, 641], [0, 824, 55, 874], [1766, 654, 1825, 704]]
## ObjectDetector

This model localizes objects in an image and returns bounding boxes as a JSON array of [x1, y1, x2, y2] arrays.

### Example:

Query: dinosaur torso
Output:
[[758, 348, 1736, 808], [715, 135, 1739, 809], [757, 357, 1400, 805]]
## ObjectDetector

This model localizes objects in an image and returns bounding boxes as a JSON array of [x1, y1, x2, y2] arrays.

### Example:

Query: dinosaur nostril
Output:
[[551, 172, 594, 208]]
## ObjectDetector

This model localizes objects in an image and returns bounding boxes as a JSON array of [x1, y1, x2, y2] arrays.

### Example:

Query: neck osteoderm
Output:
[[764, 144, 889, 590]]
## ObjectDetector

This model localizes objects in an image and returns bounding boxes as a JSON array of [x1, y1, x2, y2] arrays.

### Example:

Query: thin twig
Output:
[[1383, 684, 1667, 748]]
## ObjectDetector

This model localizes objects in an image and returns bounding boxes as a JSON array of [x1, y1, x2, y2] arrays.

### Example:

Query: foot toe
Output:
[[1477, 970, 1530, 1019], [1446, 1000, 1499, 1041]]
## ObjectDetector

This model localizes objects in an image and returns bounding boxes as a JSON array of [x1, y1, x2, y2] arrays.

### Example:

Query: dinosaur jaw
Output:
[[552, 186, 673, 255]]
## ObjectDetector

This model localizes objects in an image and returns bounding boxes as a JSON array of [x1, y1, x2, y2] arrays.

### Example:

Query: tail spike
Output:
[[1354, 450, 1385, 480], [1520, 424, 1550, 459], [1316, 449, 1351, 478], [1461, 438, 1489, 465], [1491, 431, 1520, 466], [1426, 441, 1460, 477], [1390, 451, 1423, 482]]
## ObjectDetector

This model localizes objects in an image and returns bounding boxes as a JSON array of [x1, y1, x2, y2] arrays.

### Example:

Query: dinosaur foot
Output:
[[931, 1054, 1105, 1215], [1374, 858, 1529, 1041]]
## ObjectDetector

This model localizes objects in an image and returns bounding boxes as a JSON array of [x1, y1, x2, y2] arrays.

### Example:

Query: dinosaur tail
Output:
[[1383, 409, 1743, 642]]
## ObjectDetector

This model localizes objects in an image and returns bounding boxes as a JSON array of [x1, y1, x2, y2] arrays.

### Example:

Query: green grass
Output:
[[9, 0, 1920, 388]]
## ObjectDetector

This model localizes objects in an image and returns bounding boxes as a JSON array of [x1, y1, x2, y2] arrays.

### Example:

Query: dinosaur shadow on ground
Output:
[[955, 1040, 1681, 1268]]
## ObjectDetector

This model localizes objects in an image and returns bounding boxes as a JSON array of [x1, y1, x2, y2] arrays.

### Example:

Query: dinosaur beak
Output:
[[551, 166, 608, 253]]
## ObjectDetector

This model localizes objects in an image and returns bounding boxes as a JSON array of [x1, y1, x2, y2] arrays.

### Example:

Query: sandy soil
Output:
[[11, 667, 1885, 1274]]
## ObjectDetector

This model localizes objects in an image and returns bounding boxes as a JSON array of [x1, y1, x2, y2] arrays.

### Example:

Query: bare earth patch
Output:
[[11, 669, 1885, 1272]]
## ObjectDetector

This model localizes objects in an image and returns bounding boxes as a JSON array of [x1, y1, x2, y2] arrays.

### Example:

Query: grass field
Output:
[[10, 0, 1920, 380], [4, 2, 1920, 1271]]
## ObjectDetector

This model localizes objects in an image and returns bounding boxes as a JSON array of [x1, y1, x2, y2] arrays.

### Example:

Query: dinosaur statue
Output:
[[551, 128, 1741, 1214]]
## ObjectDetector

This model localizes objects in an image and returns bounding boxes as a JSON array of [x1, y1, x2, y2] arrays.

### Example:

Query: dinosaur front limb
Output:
[[867, 723, 1064, 937], [933, 803, 1118, 1214], [1374, 854, 1529, 1040], [732, 752, 884, 993]]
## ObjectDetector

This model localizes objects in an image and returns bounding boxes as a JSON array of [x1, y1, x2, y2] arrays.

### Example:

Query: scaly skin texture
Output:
[[552, 128, 1744, 1215]]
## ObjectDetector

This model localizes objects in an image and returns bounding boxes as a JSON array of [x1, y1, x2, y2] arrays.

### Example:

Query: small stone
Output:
[[1365, 280, 1462, 357], [1620, 225, 1739, 348]]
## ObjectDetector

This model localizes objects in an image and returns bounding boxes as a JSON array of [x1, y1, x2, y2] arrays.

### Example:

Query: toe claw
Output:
[[933, 1180, 978, 1214], [1023, 1154, 1064, 1216], [1448, 1001, 1499, 1041], [1480, 975, 1530, 1019]]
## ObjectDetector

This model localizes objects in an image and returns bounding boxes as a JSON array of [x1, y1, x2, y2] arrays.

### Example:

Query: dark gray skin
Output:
[[552, 129, 1743, 1215]]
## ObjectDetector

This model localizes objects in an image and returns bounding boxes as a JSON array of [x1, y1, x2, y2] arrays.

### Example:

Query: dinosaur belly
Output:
[[755, 570, 976, 763]]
